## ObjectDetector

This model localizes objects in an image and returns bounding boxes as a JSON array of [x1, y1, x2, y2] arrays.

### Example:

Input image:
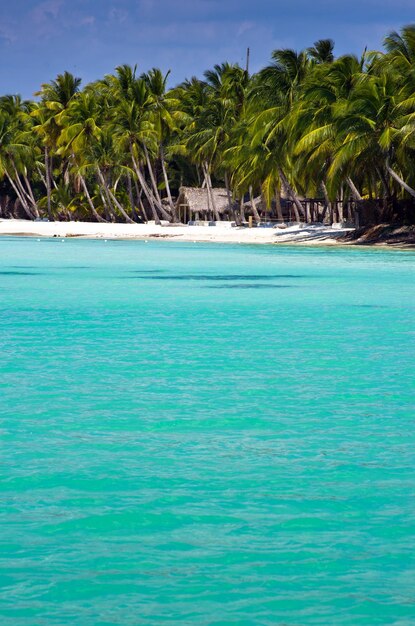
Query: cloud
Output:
[[108, 7, 129, 23], [237, 21, 255, 37], [0, 23, 16, 45], [80, 15, 95, 26], [137, 0, 156, 12], [31, 0, 63, 24], [3, 0, 415, 99]]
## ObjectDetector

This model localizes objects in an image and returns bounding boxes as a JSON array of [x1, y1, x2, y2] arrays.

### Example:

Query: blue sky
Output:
[[1, 0, 414, 97]]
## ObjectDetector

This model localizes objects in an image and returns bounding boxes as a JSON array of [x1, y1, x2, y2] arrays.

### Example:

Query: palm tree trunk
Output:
[[376, 167, 391, 201], [224, 172, 234, 220], [274, 187, 283, 221], [239, 197, 246, 223], [99, 189, 114, 222], [126, 174, 139, 221], [130, 149, 160, 224], [23, 175, 40, 218], [36, 166, 47, 189], [338, 200, 344, 223], [160, 145, 175, 216], [49, 155, 58, 190], [99, 181, 117, 220], [44, 147, 53, 221], [131, 147, 171, 221], [96, 167, 135, 223], [79, 175, 106, 222], [386, 163, 415, 198], [4, 170, 35, 219], [109, 188, 135, 223], [138, 195, 148, 222], [249, 186, 261, 224], [278, 168, 303, 222], [142, 142, 163, 207], [10, 162, 38, 214], [203, 162, 220, 221], [346, 176, 363, 201], [320, 181, 331, 223], [160, 155, 178, 221], [133, 176, 148, 222]]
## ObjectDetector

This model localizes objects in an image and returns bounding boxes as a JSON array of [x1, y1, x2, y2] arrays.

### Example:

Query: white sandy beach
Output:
[[0, 219, 354, 245]]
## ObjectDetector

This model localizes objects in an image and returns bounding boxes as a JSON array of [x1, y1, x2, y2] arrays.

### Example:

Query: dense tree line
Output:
[[1, 24, 415, 223]]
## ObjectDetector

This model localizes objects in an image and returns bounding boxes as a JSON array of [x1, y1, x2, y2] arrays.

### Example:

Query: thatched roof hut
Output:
[[176, 187, 235, 221]]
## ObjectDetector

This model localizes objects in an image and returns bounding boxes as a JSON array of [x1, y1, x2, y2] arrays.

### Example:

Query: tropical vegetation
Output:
[[2, 24, 415, 223]]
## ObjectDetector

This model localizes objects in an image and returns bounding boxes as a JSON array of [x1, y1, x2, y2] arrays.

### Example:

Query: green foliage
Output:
[[2, 24, 415, 223]]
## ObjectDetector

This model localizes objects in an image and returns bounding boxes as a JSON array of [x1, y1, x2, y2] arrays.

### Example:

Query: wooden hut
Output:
[[175, 187, 235, 222]]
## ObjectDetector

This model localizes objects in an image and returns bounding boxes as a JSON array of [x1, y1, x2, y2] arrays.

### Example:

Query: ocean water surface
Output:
[[0, 238, 414, 625]]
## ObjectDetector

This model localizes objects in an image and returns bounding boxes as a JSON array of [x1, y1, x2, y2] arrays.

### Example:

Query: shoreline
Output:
[[0, 219, 414, 249], [0, 219, 352, 246]]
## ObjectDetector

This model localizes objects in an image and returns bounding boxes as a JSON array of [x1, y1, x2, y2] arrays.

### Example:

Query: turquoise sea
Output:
[[1, 237, 414, 625]]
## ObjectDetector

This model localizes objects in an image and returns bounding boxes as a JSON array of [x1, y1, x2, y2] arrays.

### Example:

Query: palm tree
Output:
[[57, 91, 110, 222], [32, 71, 82, 220], [329, 69, 415, 198], [175, 64, 249, 220], [107, 67, 171, 223], [308, 39, 335, 64], [35, 71, 82, 109], [290, 53, 367, 210], [0, 96, 40, 219], [3, 23, 415, 227], [245, 48, 313, 220], [141, 68, 181, 217]]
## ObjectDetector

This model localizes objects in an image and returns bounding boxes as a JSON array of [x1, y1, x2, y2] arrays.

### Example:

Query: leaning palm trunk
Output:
[[278, 168, 302, 222], [126, 174, 139, 221], [108, 188, 136, 223], [249, 186, 261, 224], [138, 195, 149, 222], [130, 150, 160, 223], [275, 187, 284, 221], [142, 143, 164, 208], [130, 147, 171, 222], [49, 155, 58, 190], [79, 175, 107, 223], [44, 147, 53, 221], [320, 181, 332, 223], [376, 166, 391, 201], [10, 162, 39, 217], [4, 169, 36, 219], [239, 197, 246, 223], [161, 160, 177, 222], [23, 175, 40, 219], [160, 145, 176, 217], [133, 176, 149, 222], [10, 162, 30, 202], [202, 162, 220, 221], [97, 171, 118, 220], [224, 172, 234, 220], [99, 189, 115, 222], [96, 167, 135, 223], [385, 163, 415, 198], [346, 176, 363, 201], [36, 166, 47, 189]]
